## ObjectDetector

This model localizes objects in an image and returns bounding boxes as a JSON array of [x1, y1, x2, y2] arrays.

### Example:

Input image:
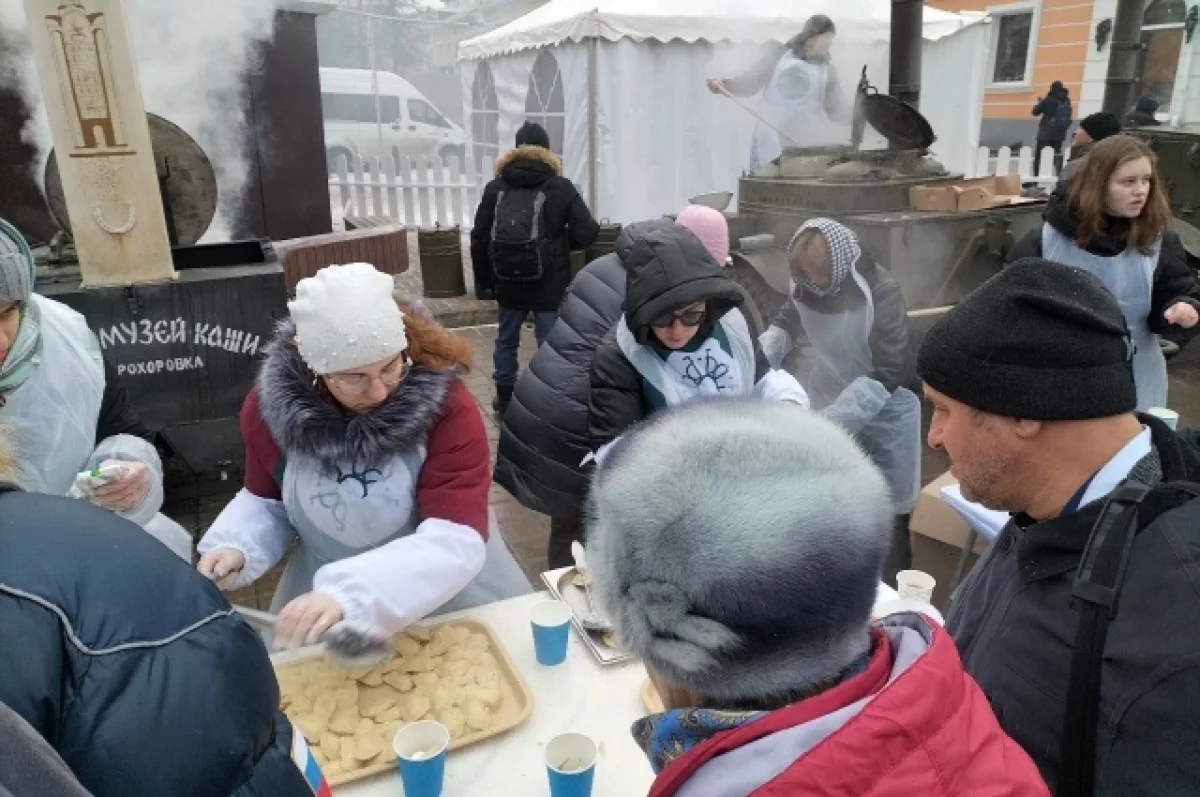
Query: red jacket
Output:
[[650, 615, 1049, 797]]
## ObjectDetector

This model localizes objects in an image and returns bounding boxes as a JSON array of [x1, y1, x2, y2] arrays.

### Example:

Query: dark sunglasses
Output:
[[651, 308, 706, 328]]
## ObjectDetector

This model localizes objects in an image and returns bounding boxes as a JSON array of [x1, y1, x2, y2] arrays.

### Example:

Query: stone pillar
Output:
[[23, 0, 175, 286]]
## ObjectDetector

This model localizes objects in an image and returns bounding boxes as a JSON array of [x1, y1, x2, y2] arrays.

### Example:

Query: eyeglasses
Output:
[[650, 308, 706, 329], [325, 354, 410, 394]]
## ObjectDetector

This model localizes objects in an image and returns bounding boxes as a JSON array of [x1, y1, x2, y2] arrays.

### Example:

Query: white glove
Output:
[[821, 376, 891, 434], [759, 325, 793, 369], [197, 547, 247, 590], [70, 460, 150, 512]]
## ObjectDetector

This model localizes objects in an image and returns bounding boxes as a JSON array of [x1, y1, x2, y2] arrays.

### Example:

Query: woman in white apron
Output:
[[708, 15, 848, 172], [1009, 135, 1200, 411], [588, 224, 808, 453], [759, 219, 921, 580], [197, 263, 529, 648], [0, 218, 185, 557]]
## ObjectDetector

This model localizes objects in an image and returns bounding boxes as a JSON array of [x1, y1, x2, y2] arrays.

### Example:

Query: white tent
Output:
[[458, 0, 990, 223]]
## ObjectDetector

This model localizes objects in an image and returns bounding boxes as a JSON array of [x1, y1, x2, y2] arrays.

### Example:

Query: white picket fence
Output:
[[329, 153, 494, 229], [967, 145, 1061, 187]]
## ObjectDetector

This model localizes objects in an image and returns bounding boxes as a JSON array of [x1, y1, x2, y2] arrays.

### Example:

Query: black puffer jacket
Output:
[[494, 220, 672, 517], [771, 251, 917, 397], [469, 145, 599, 311], [1009, 193, 1200, 341], [588, 226, 768, 449], [0, 490, 311, 797], [1033, 83, 1072, 146]]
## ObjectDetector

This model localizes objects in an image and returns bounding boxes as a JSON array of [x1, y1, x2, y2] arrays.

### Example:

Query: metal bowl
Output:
[[688, 191, 733, 212]]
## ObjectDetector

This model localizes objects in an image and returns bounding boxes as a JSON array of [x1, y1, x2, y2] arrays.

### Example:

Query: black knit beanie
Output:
[[917, 259, 1136, 420], [515, 121, 550, 150], [1079, 112, 1121, 142]]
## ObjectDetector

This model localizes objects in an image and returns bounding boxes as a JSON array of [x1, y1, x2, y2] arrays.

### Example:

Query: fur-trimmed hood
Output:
[[586, 399, 892, 705], [257, 320, 454, 473], [495, 144, 561, 185]]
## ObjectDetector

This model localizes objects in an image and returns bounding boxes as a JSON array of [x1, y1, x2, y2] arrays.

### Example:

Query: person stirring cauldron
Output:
[[197, 263, 528, 647], [760, 219, 920, 580], [588, 224, 808, 455], [708, 14, 846, 171]]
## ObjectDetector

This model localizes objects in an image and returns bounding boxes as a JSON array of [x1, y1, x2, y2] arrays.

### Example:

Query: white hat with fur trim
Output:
[[586, 399, 893, 705]]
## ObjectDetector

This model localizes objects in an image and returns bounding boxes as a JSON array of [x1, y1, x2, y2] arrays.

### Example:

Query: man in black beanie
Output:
[[1057, 111, 1121, 187], [470, 121, 598, 416], [919, 258, 1200, 796]]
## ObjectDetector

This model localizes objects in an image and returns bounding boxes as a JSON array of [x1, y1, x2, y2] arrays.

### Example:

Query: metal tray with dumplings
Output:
[[269, 619, 533, 787], [540, 566, 633, 665]]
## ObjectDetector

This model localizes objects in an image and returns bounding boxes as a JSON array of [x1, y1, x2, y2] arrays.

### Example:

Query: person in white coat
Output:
[[197, 263, 529, 647], [0, 217, 185, 558]]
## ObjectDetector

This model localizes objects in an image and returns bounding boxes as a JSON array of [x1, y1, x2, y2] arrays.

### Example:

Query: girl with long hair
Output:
[[1009, 134, 1200, 409], [197, 263, 528, 648]]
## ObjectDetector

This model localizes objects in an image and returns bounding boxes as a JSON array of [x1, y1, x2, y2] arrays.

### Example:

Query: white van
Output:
[[320, 67, 468, 171]]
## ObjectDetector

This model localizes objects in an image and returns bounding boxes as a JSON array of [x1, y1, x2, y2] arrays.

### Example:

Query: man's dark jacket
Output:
[[947, 414, 1200, 795], [0, 490, 311, 797], [470, 145, 598, 312]]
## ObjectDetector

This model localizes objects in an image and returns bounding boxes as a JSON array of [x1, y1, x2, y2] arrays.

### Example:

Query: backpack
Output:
[[1051, 100, 1073, 137], [489, 188, 549, 282]]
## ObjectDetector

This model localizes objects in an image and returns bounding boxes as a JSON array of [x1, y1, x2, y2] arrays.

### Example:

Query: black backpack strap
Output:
[[1059, 479, 1200, 796]]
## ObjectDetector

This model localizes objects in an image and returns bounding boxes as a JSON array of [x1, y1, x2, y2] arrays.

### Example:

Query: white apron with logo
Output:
[[750, 52, 845, 171], [1042, 224, 1165, 411], [796, 271, 922, 515], [271, 449, 528, 614], [616, 310, 757, 405]]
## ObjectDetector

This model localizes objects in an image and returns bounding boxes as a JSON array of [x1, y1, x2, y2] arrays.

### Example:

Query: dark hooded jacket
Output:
[[1127, 95, 1160, 127], [493, 219, 672, 518], [1033, 82, 1072, 146], [1009, 192, 1200, 341], [947, 414, 1200, 795], [469, 145, 599, 312], [588, 226, 769, 449], [0, 489, 313, 797]]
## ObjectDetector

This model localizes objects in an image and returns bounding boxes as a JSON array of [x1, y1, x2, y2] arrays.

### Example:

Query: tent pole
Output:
[[588, 36, 599, 212]]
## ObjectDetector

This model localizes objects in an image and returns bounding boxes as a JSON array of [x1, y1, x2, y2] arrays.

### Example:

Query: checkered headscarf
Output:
[[788, 218, 861, 298]]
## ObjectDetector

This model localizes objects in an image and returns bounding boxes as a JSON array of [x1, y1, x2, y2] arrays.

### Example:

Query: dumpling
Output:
[[374, 705, 402, 723], [392, 634, 422, 658], [295, 713, 327, 741], [371, 745, 399, 765], [400, 693, 432, 723], [359, 663, 388, 687], [464, 699, 492, 732], [383, 672, 414, 693], [313, 694, 337, 721], [474, 683, 503, 710], [334, 684, 358, 710], [448, 625, 472, 645], [465, 633, 490, 652], [361, 696, 397, 719], [429, 685, 454, 712], [320, 732, 341, 761], [406, 625, 433, 642], [437, 706, 466, 739], [356, 718, 375, 736], [328, 709, 358, 735], [353, 733, 384, 762], [412, 672, 439, 690], [339, 736, 357, 763]]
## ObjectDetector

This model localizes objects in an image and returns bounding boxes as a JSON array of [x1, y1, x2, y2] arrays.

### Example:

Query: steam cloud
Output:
[[0, 0, 280, 243]]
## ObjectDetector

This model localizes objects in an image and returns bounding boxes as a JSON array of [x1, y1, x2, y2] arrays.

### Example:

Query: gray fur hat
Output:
[[586, 399, 892, 704]]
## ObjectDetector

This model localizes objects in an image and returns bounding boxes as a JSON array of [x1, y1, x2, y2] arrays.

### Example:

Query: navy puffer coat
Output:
[[0, 489, 312, 797], [494, 219, 672, 517]]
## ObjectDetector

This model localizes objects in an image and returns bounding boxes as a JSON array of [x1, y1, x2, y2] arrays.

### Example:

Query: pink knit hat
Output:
[[676, 204, 730, 265]]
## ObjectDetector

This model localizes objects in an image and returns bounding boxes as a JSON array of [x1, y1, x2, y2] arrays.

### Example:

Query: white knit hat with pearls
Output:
[[289, 262, 408, 374]]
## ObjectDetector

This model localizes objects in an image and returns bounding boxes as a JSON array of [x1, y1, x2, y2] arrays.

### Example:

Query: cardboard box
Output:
[[909, 175, 1026, 214], [909, 471, 989, 610]]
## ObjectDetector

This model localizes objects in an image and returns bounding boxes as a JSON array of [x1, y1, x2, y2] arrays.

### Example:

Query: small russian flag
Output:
[[290, 722, 333, 797]]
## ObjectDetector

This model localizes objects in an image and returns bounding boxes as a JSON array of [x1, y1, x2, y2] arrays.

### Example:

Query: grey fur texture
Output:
[[586, 399, 892, 704], [257, 320, 453, 474]]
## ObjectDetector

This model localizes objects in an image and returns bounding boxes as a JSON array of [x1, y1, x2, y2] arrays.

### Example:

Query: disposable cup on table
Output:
[[530, 600, 574, 666], [1148, 407, 1180, 430], [545, 732, 597, 797], [393, 721, 450, 797], [896, 570, 936, 604]]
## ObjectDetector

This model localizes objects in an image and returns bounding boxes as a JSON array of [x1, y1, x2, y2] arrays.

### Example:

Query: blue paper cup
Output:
[[530, 600, 573, 666], [393, 721, 450, 797], [545, 733, 597, 797]]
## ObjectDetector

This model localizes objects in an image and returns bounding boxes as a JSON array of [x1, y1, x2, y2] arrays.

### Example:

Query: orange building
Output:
[[929, 0, 1198, 147]]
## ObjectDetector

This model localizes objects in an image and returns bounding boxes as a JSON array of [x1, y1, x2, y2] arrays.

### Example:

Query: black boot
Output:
[[493, 385, 513, 418]]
